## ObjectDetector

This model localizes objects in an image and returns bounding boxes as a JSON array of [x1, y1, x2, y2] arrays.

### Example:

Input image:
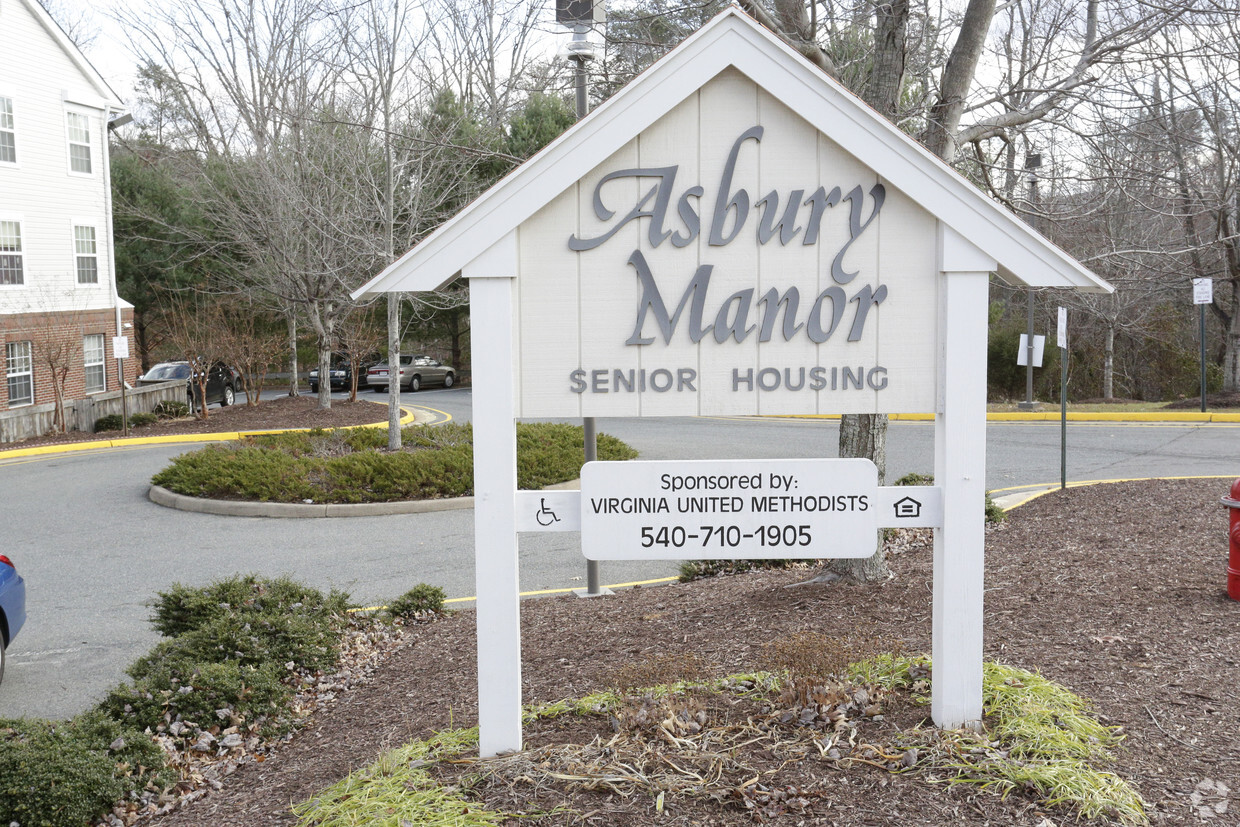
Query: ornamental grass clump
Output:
[[847, 657, 1147, 825], [292, 729, 505, 827]]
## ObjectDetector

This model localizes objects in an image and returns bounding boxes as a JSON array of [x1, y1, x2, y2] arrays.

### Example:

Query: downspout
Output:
[[106, 110, 132, 432]]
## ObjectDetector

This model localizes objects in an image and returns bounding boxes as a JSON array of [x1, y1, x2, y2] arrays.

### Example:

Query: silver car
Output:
[[366, 355, 456, 392]]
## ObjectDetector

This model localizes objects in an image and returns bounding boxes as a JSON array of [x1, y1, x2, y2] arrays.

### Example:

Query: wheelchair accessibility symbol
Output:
[[535, 498, 561, 527]]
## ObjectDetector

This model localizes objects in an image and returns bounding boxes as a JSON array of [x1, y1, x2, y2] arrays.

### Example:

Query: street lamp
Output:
[[559, 0, 607, 597], [1019, 151, 1043, 411]]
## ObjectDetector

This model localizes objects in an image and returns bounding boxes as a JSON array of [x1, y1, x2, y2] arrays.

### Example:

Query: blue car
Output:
[[0, 553, 26, 686]]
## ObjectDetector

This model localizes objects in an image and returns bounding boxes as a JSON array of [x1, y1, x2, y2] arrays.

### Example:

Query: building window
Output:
[[6, 341, 33, 406], [0, 97, 15, 164], [66, 111, 91, 173], [0, 220, 22, 285], [74, 225, 98, 283], [84, 334, 105, 393]]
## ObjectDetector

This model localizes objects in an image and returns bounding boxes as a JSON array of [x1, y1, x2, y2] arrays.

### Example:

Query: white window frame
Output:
[[73, 223, 99, 284], [83, 333, 105, 393], [6, 340, 33, 406], [65, 109, 93, 175], [0, 95, 16, 167], [0, 218, 23, 286]]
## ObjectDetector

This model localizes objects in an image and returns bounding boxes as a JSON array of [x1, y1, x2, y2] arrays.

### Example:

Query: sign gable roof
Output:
[[355, 6, 1110, 298]]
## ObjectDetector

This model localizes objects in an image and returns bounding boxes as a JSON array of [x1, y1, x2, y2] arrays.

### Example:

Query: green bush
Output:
[[0, 712, 171, 827], [678, 558, 797, 582], [131, 611, 342, 677], [892, 472, 1007, 524], [153, 400, 190, 419], [99, 660, 290, 736], [129, 412, 159, 428], [153, 422, 638, 504], [93, 414, 125, 432], [894, 471, 934, 487], [388, 583, 445, 618], [151, 574, 349, 638]]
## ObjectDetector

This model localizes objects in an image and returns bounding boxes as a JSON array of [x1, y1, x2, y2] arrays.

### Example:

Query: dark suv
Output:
[[138, 361, 240, 411]]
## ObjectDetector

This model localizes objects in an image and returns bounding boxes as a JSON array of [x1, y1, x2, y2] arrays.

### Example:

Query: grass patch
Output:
[[292, 728, 506, 827], [306, 659, 1144, 827], [152, 422, 636, 504]]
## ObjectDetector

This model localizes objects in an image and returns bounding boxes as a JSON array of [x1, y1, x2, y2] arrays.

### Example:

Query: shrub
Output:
[[153, 400, 190, 419], [892, 472, 1007, 524], [154, 423, 638, 504], [131, 611, 342, 676], [93, 414, 125, 432], [678, 558, 797, 582], [388, 583, 445, 618], [0, 712, 170, 827], [151, 574, 349, 638], [128, 412, 159, 428], [99, 660, 290, 736], [894, 471, 934, 487]]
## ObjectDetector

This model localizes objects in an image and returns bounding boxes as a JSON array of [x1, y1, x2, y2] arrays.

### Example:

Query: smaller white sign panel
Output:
[[581, 458, 878, 560], [112, 336, 130, 359], [1016, 334, 1045, 367], [1056, 307, 1067, 348], [1193, 278, 1213, 305]]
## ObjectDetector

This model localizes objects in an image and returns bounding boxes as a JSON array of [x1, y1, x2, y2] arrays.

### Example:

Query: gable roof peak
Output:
[[355, 5, 1109, 299]]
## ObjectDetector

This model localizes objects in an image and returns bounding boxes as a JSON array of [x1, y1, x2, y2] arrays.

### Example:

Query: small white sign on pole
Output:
[[581, 458, 878, 560], [1193, 278, 1213, 305], [1016, 334, 1045, 367], [1056, 307, 1067, 348], [112, 336, 130, 359]]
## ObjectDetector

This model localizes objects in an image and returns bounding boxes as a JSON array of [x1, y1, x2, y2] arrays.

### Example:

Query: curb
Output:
[[776, 411, 1240, 423], [148, 484, 475, 518], [0, 401, 426, 460]]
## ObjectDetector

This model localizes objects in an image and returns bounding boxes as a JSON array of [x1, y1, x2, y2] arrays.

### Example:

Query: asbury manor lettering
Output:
[[566, 126, 891, 397]]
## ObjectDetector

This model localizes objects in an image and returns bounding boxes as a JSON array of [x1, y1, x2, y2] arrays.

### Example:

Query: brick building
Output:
[[1, 0, 137, 431]]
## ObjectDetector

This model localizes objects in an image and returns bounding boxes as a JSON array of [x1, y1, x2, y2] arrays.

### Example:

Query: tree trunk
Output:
[[1103, 324, 1114, 399], [387, 295, 402, 450], [922, 0, 998, 163], [286, 312, 300, 398], [823, 0, 906, 585], [823, 413, 890, 582]]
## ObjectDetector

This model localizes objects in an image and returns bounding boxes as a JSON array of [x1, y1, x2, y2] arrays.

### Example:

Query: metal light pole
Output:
[[1019, 152, 1042, 411], [560, 0, 609, 598]]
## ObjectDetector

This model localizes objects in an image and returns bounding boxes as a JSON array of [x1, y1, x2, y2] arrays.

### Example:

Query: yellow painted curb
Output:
[[443, 575, 681, 605], [0, 400, 419, 460], [773, 411, 1237, 423]]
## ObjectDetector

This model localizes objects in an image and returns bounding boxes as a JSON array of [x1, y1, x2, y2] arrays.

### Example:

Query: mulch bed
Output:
[[0, 394, 391, 451], [147, 477, 1239, 826]]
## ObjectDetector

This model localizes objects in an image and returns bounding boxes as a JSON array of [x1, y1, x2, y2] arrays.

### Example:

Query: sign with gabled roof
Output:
[[355, 6, 1110, 757], [356, 7, 1107, 419]]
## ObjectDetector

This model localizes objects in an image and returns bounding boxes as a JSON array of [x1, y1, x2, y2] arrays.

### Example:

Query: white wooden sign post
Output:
[[355, 8, 1111, 757]]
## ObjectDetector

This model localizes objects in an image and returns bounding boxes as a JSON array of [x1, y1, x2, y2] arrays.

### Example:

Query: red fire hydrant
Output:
[[1224, 478, 1240, 601]]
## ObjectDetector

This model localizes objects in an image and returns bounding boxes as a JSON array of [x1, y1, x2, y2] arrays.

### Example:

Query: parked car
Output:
[[0, 553, 26, 686], [366, 355, 456, 392], [137, 361, 239, 411], [309, 356, 378, 393]]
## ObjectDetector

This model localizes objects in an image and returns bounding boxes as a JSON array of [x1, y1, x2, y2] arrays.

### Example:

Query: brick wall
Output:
[[0, 306, 139, 412]]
